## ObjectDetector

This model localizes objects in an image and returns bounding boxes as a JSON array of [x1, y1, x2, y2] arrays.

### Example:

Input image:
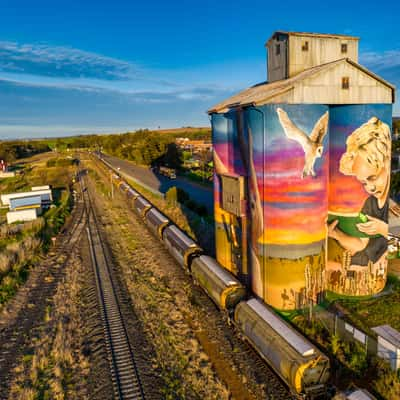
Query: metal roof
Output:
[[372, 325, 400, 348], [347, 389, 376, 400], [266, 31, 359, 46], [32, 185, 50, 191], [10, 195, 42, 209], [247, 298, 315, 357], [1, 189, 52, 205], [208, 58, 395, 114]]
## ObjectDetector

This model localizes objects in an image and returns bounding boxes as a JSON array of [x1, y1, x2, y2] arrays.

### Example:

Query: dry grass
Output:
[[0, 218, 44, 240], [92, 197, 230, 399], [0, 236, 41, 277], [8, 254, 90, 400]]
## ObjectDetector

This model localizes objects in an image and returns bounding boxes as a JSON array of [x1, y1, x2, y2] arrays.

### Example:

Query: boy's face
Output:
[[352, 154, 389, 200]]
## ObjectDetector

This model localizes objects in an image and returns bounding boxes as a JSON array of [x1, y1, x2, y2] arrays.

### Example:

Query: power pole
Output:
[[111, 172, 114, 199]]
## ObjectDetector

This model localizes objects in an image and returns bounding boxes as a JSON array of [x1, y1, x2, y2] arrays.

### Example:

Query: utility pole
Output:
[[111, 172, 114, 199]]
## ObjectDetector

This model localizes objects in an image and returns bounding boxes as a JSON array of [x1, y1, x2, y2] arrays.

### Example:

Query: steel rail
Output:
[[81, 173, 145, 400]]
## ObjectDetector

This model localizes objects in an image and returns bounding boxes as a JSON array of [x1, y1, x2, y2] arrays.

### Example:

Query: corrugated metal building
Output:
[[1, 189, 52, 208], [208, 31, 395, 309], [9, 195, 42, 213]]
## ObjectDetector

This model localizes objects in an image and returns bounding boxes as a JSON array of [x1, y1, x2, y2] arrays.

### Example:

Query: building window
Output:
[[276, 44, 280, 55], [302, 41, 309, 51], [342, 77, 350, 89], [341, 43, 348, 54]]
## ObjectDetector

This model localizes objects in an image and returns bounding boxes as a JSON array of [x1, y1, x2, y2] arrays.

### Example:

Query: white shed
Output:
[[7, 208, 38, 224], [32, 185, 50, 191], [372, 324, 400, 370]]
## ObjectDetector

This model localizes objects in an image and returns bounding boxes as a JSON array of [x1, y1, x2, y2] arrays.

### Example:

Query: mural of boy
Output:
[[327, 117, 391, 296]]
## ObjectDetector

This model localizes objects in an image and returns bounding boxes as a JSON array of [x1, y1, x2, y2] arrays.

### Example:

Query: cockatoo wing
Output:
[[276, 108, 309, 150], [309, 111, 329, 144]]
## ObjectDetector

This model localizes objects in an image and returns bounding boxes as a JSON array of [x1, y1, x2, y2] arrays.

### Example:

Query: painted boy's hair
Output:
[[339, 117, 391, 175]]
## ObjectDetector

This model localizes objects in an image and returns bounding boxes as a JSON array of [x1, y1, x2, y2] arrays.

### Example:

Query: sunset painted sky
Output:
[[213, 104, 392, 245]]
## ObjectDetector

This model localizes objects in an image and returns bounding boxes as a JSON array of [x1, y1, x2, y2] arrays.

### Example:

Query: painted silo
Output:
[[212, 111, 248, 282], [245, 104, 329, 309], [209, 31, 394, 310], [327, 104, 392, 296]]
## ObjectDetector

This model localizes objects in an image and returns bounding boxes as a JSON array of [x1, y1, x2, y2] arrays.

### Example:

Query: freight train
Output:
[[97, 155, 331, 399]]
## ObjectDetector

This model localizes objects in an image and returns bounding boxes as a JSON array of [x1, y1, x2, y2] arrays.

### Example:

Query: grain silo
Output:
[[208, 31, 395, 310]]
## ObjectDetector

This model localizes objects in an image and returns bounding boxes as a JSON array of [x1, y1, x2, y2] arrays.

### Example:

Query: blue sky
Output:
[[0, 0, 399, 138]]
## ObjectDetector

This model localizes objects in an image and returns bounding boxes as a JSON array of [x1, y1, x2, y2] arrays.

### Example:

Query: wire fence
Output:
[[311, 307, 400, 371]]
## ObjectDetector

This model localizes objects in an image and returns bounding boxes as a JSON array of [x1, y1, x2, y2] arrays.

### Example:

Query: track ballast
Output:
[[81, 173, 145, 400]]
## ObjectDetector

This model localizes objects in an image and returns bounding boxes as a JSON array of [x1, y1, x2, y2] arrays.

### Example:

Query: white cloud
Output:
[[0, 40, 139, 80], [360, 50, 400, 70]]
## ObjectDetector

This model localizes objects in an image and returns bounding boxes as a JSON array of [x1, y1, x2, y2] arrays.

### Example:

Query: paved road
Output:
[[101, 153, 214, 213]]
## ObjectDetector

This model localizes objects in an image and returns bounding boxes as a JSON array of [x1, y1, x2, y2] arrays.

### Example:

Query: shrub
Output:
[[165, 186, 190, 206], [46, 158, 74, 168], [166, 187, 178, 206]]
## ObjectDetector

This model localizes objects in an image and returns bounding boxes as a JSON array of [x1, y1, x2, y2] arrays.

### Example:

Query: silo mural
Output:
[[209, 31, 394, 310], [212, 112, 246, 278], [212, 104, 391, 308], [327, 104, 392, 296], [244, 105, 329, 309]]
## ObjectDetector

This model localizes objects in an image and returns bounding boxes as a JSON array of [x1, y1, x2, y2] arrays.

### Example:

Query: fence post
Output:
[[334, 313, 338, 336]]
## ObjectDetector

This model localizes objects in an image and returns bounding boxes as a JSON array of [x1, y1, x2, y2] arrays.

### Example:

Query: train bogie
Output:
[[134, 196, 152, 217], [162, 225, 202, 269], [145, 208, 169, 238], [234, 298, 330, 397], [191, 255, 246, 310]]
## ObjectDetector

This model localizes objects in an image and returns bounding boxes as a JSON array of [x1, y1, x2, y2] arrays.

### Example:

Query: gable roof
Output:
[[208, 58, 395, 114]]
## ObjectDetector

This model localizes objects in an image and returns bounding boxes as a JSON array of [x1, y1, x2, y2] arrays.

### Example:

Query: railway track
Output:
[[89, 158, 292, 400], [81, 173, 145, 400], [0, 183, 87, 398]]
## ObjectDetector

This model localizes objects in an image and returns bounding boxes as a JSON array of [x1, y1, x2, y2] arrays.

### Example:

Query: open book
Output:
[[328, 212, 380, 238]]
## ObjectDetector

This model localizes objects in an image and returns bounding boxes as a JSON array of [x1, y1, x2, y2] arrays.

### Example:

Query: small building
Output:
[[6, 208, 39, 224], [0, 159, 8, 172], [32, 185, 50, 191], [208, 31, 394, 310], [266, 31, 359, 82], [175, 138, 212, 153], [1, 189, 52, 208], [0, 160, 15, 177], [9, 195, 42, 214], [372, 324, 400, 370]]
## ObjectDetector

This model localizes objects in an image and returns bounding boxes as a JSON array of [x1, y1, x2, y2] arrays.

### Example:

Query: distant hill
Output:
[[152, 127, 211, 135]]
